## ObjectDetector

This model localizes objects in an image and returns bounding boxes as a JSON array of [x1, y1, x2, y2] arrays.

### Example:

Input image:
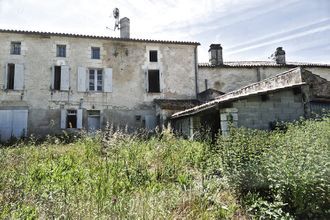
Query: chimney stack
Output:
[[274, 47, 286, 64], [120, 17, 130, 38], [209, 44, 223, 65]]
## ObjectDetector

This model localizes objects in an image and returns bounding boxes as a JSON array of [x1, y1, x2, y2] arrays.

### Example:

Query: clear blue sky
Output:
[[0, 0, 329, 63]]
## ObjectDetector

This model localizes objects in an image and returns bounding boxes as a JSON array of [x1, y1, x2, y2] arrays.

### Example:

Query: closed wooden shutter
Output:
[[77, 67, 87, 92], [77, 109, 83, 129], [60, 109, 67, 129], [103, 68, 113, 92], [14, 64, 24, 90], [60, 65, 70, 91]]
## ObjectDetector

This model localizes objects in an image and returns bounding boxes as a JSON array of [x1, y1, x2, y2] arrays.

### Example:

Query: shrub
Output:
[[216, 117, 330, 218]]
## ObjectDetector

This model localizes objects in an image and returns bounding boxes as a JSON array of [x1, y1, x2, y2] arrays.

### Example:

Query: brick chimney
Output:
[[209, 44, 223, 65], [274, 47, 286, 64], [120, 17, 130, 38]]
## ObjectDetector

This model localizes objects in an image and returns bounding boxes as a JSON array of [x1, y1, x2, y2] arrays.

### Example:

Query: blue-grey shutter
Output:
[[103, 68, 113, 92], [60, 65, 70, 91], [77, 109, 83, 129], [77, 67, 87, 92], [60, 109, 67, 129], [14, 64, 24, 90]]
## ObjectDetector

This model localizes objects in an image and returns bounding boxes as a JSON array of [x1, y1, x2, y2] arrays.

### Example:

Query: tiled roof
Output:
[[0, 29, 200, 45], [171, 67, 311, 119], [154, 99, 199, 110], [199, 61, 330, 68]]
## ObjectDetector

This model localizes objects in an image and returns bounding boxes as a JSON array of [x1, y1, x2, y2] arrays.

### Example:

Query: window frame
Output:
[[10, 42, 21, 55], [148, 69, 160, 93], [56, 44, 66, 57], [66, 109, 77, 128], [88, 69, 103, 92], [7, 63, 15, 90], [53, 66, 61, 90], [149, 50, 158, 62], [91, 47, 100, 59]]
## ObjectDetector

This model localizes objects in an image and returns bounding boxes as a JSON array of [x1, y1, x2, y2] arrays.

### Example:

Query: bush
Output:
[[216, 117, 330, 218]]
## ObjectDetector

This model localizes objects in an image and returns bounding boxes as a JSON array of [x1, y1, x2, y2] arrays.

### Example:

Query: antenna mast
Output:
[[113, 8, 120, 31]]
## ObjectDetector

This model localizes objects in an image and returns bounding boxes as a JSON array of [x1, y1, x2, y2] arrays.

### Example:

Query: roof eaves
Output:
[[0, 29, 200, 45], [171, 82, 306, 119], [198, 62, 330, 68]]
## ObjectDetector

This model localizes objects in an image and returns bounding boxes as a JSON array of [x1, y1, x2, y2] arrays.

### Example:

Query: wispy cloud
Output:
[[0, 0, 329, 63], [227, 24, 330, 55]]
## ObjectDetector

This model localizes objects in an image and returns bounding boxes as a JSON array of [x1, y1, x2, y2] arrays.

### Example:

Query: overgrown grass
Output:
[[216, 117, 330, 219], [1, 117, 328, 219], [0, 128, 242, 219]]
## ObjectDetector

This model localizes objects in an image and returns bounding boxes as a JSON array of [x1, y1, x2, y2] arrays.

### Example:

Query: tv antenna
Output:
[[113, 8, 120, 31], [106, 8, 120, 31]]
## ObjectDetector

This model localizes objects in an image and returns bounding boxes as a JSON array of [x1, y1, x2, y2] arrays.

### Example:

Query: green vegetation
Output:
[[217, 117, 330, 219], [0, 117, 329, 219], [0, 128, 242, 219]]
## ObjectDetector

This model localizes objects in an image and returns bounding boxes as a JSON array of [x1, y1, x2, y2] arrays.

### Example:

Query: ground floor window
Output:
[[61, 109, 82, 129], [67, 110, 77, 128]]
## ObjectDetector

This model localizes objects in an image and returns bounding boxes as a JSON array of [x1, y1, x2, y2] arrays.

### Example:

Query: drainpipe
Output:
[[194, 45, 199, 99]]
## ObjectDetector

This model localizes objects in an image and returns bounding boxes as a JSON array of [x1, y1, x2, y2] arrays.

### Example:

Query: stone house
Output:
[[171, 67, 330, 139], [0, 27, 199, 141], [1, 24, 330, 141], [199, 45, 330, 94]]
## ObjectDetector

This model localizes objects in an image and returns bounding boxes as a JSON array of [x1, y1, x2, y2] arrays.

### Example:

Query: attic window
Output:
[[149, 50, 158, 62], [56, 44, 66, 57], [10, 42, 21, 55], [91, 47, 100, 59]]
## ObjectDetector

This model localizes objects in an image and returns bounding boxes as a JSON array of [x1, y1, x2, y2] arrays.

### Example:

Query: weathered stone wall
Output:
[[233, 88, 304, 130], [0, 32, 197, 136], [199, 66, 330, 93]]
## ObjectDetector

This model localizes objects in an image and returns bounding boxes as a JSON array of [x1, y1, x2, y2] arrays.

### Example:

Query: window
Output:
[[89, 69, 103, 91], [56, 45, 66, 57], [52, 65, 69, 91], [5, 63, 24, 90], [7, 64, 15, 90], [66, 110, 77, 128], [149, 50, 158, 62], [54, 66, 61, 90], [91, 47, 100, 59], [61, 109, 82, 129], [10, 42, 21, 55], [148, 70, 160, 93]]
